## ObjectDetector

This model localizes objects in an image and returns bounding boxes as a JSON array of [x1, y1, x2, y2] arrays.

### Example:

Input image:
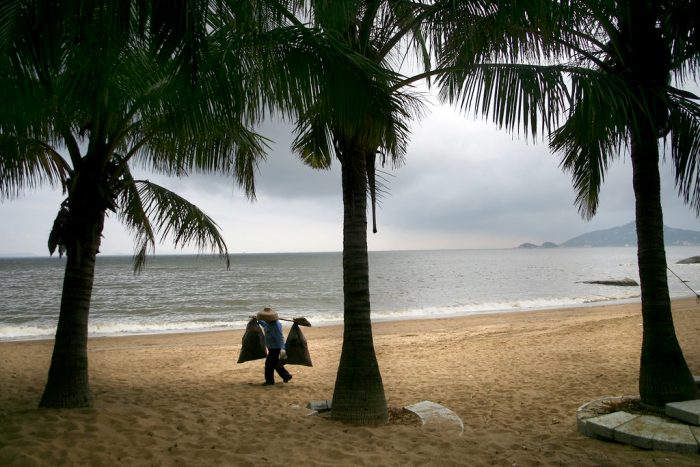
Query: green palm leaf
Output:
[[115, 167, 156, 272], [667, 90, 700, 214], [292, 107, 334, 169], [0, 134, 69, 199], [438, 63, 570, 139], [120, 178, 230, 272], [0, 0, 20, 52]]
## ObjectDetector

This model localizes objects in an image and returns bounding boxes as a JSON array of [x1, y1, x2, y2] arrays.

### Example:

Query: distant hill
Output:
[[517, 242, 540, 249], [516, 221, 700, 248], [560, 221, 700, 247]]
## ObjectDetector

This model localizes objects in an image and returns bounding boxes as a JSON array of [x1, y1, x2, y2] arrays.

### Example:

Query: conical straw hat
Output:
[[257, 307, 279, 322]]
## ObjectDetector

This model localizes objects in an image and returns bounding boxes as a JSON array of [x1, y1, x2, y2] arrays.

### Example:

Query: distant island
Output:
[[518, 242, 558, 249], [517, 221, 700, 249]]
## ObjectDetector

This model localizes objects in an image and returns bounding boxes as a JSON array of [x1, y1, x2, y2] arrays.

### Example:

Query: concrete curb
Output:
[[576, 396, 700, 455]]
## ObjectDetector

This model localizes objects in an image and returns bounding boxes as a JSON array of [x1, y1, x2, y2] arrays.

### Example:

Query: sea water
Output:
[[1, 246, 699, 341]]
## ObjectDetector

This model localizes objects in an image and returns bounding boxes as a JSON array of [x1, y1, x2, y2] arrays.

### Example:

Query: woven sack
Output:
[[284, 323, 313, 366], [237, 318, 267, 363]]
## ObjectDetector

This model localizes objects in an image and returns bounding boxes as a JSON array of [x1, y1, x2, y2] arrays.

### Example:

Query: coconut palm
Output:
[[281, 0, 512, 425], [0, 1, 278, 408], [438, 0, 700, 406], [278, 0, 454, 424]]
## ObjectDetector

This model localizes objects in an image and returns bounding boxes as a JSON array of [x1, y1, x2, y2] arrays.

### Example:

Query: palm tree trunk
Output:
[[331, 144, 388, 425], [631, 129, 699, 407], [39, 175, 106, 408]]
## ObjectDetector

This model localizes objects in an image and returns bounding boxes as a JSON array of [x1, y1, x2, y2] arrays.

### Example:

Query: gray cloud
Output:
[[2, 94, 699, 257]]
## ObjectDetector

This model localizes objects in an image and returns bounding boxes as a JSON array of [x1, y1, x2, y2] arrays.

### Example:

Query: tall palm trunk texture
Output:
[[331, 142, 388, 425], [625, 3, 699, 407], [631, 130, 699, 406], [39, 154, 108, 408]]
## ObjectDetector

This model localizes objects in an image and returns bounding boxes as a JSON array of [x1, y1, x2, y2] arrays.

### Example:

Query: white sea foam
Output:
[[0, 324, 58, 341], [0, 320, 250, 341], [1, 247, 698, 341], [87, 320, 247, 337]]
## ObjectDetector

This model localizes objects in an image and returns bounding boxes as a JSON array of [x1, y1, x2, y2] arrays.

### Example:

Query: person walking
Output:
[[256, 307, 292, 386]]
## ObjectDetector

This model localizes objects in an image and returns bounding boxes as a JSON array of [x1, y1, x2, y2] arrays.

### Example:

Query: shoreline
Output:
[[0, 293, 663, 344], [2, 298, 700, 465]]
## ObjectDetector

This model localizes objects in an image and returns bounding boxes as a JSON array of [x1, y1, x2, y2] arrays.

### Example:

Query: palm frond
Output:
[[380, 85, 425, 165], [667, 91, 700, 215], [433, 0, 581, 71], [122, 54, 270, 200], [292, 107, 334, 169], [240, 24, 324, 119], [0, 0, 20, 52], [551, 119, 612, 220], [550, 73, 631, 219], [122, 179, 230, 272], [375, 0, 433, 67], [0, 135, 69, 199], [662, 0, 700, 80], [438, 63, 570, 140], [115, 167, 157, 272]]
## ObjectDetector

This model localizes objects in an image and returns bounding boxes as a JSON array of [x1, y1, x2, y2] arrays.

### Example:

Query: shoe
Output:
[[283, 375, 293, 383], [261, 381, 274, 386]]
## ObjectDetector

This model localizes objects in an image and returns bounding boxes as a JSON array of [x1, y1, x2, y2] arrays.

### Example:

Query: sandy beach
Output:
[[2, 298, 700, 466]]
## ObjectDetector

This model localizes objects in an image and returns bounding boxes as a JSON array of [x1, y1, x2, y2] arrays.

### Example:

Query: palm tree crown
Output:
[[284, 0, 440, 424]]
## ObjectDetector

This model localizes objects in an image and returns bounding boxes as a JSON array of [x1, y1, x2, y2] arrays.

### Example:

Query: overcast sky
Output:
[[2, 87, 700, 257]]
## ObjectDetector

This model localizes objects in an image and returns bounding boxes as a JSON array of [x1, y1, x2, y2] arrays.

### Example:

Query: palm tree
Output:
[[438, 0, 700, 406], [279, 0, 456, 425], [0, 1, 273, 408], [280, 0, 517, 425]]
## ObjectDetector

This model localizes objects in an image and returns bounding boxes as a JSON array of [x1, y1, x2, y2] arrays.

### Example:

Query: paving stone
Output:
[[306, 400, 332, 412], [652, 422, 699, 453], [577, 416, 592, 437], [578, 397, 700, 455], [575, 400, 601, 437], [405, 400, 464, 435], [585, 411, 638, 440], [691, 426, 700, 445], [614, 415, 666, 449], [666, 399, 700, 425]]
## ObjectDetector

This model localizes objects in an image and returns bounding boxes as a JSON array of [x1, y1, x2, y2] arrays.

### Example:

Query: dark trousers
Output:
[[265, 348, 291, 384]]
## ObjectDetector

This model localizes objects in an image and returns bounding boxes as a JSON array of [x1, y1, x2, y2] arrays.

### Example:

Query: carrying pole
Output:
[[280, 317, 312, 327]]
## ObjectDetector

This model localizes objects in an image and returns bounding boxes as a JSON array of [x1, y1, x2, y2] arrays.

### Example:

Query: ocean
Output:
[[1, 246, 699, 341]]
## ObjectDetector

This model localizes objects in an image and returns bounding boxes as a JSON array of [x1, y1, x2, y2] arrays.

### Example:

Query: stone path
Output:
[[577, 395, 700, 454]]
